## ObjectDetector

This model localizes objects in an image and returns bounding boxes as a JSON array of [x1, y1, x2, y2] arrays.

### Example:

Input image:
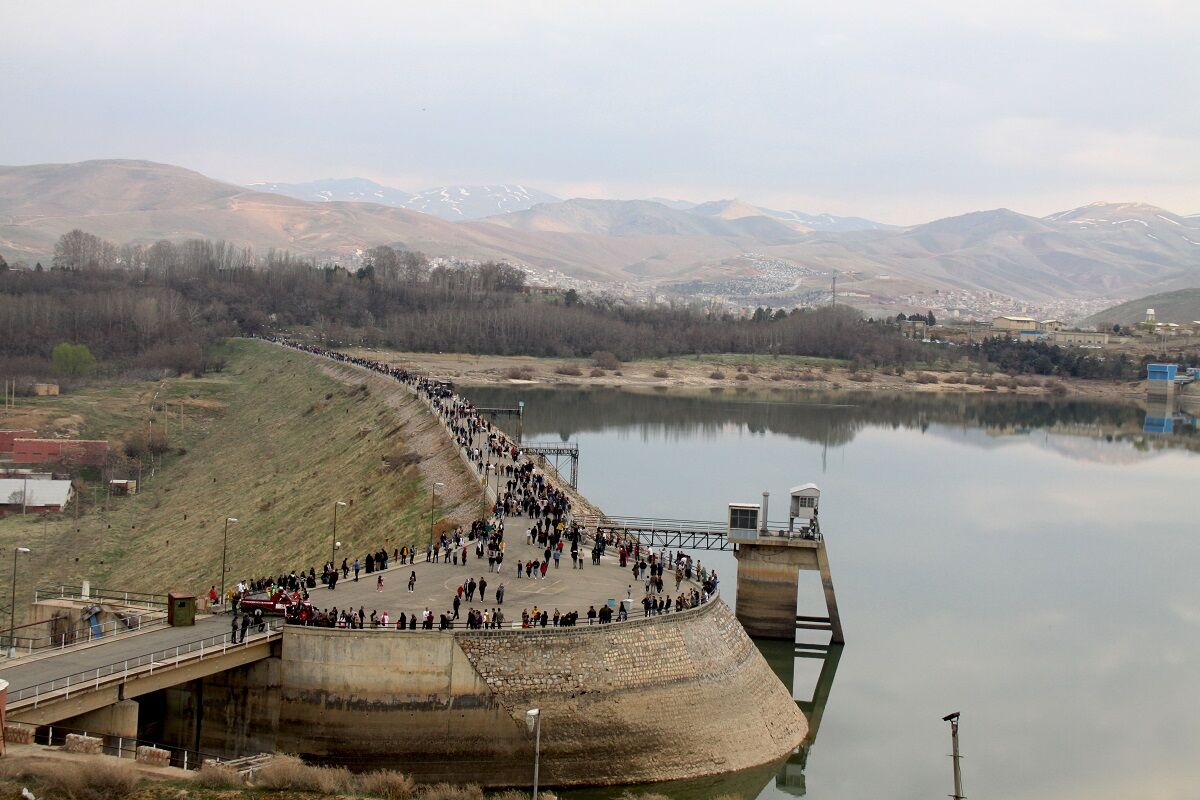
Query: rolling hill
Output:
[[3, 159, 1199, 302], [1084, 288, 1200, 327]]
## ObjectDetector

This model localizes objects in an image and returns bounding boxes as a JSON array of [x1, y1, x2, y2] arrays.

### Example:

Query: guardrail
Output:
[[7, 620, 283, 709], [577, 514, 822, 544], [9, 721, 222, 771], [3, 609, 166, 654], [34, 585, 169, 609]]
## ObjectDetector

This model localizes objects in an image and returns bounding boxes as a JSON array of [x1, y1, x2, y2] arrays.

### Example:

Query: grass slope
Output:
[[0, 339, 481, 603], [1085, 288, 1200, 327]]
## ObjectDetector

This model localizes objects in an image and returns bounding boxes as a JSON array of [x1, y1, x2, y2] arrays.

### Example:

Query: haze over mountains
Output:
[[2, 159, 1198, 308]]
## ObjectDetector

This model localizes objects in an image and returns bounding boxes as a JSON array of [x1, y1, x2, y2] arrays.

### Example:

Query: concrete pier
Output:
[[734, 537, 843, 643]]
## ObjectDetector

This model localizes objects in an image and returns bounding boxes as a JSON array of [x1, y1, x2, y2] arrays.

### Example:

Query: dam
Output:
[[0, 340, 840, 788]]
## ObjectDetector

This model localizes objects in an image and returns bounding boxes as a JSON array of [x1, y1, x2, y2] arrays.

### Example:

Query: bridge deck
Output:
[[0, 615, 230, 695]]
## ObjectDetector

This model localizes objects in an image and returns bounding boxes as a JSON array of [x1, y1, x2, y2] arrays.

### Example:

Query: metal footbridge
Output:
[[575, 514, 821, 551]]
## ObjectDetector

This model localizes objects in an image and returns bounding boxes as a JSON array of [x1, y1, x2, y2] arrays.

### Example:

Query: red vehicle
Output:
[[238, 589, 306, 616]]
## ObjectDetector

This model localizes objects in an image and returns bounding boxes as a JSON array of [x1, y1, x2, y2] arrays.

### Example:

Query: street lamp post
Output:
[[429, 483, 445, 547], [332, 501, 347, 564], [486, 463, 496, 500], [8, 547, 31, 657], [220, 517, 238, 607], [525, 707, 541, 800], [943, 712, 964, 800]]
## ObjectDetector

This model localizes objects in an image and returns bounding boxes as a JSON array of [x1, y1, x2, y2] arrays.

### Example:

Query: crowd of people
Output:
[[235, 336, 720, 633]]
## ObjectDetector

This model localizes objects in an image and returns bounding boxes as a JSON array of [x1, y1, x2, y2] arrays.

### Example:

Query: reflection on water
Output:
[[1143, 398, 1199, 435], [468, 385, 1200, 458], [466, 384, 1200, 800]]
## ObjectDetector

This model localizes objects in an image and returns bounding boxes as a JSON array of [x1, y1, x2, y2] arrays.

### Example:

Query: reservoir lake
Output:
[[463, 385, 1200, 800]]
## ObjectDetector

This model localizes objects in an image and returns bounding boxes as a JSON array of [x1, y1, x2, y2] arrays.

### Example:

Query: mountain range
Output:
[[250, 178, 559, 220], [2, 159, 1198, 305]]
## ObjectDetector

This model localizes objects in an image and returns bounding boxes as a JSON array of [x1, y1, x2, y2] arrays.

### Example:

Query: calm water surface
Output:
[[463, 385, 1200, 800]]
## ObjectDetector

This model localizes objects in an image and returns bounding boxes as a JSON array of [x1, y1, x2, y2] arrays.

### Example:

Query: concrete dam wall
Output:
[[274, 598, 806, 786]]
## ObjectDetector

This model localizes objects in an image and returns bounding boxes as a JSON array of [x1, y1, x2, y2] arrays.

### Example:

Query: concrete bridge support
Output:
[[59, 698, 139, 751], [734, 539, 843, 643]]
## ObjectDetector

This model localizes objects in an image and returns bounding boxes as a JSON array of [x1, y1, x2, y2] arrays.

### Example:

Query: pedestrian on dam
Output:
[[587, 605, 596, 624], [354, 559, 361, 581], [496, 583, 505, 604], [239, 613, 250, 642], [478, 577, 487, 599], [230, 613, 239, 640], [376, 574, 384, 592], [453, 595, 461, 620], [408, 571, 416, 592]]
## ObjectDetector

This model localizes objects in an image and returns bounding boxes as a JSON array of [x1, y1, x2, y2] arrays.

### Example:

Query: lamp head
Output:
[[943, 712, 960, 722], [15, 547, 30, 554], [336, 501, 347, 507], [227, 517, 238, 524]]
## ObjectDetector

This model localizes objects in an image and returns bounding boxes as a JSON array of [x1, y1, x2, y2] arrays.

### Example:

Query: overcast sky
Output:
[[3, 1, 1197, 224]]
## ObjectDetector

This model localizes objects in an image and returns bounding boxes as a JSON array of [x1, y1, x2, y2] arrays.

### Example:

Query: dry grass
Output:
[[194, 761, 245, 788], [913, 372, 939, 384], [256, 755, 355, 793], [589, 368, 606, 378], [357, 769, 418, 799], [553, 364, 582, 376], [503, 366, 535, 380], [734, 373, 750, 381], [0, 758, 140, 800], [652, 369, 669, 379], [708, 370, 726, 380], [848, 372, 874, 382], [418, 782, 484, 800], [0, 339, 476, 597]]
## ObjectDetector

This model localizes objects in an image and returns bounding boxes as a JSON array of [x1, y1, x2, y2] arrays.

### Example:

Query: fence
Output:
[[7, 620, 283, 708], [33, 585, 169, 609], [12, 721, 221, 771], [3, 609, 165, 654]]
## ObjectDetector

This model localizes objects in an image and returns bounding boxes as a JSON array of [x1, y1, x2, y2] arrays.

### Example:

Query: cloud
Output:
[[2, 1, 1197, 222]]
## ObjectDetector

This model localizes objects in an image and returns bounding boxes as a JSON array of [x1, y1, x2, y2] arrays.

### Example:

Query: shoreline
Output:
[[339, 348, 1148, 406]]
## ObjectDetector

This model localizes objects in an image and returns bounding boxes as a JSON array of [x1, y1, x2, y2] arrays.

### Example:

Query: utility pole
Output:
[[831, 274, 837, 308], [943, 712, 965, 800]]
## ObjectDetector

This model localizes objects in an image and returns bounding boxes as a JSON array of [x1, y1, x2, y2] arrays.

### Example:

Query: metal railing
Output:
[[6, 620, 283, 708], [11, 721, 221, 771], [578, 514, 822, 546], [3, 609, 166, 654], [34, 585, 169, 609]]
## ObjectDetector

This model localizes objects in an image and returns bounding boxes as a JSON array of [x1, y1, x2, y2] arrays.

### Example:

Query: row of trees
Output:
[[968, 338, 1142, 379], [8, 228, 1147, 382]]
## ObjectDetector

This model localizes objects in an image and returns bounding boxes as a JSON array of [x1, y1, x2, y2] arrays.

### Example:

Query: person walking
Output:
[[230, 612, 240, 641], [408, 571, 416, 592], [354, 559, 361, 581], [239, 613, 251, 643], [376, 574, 384, 592]]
